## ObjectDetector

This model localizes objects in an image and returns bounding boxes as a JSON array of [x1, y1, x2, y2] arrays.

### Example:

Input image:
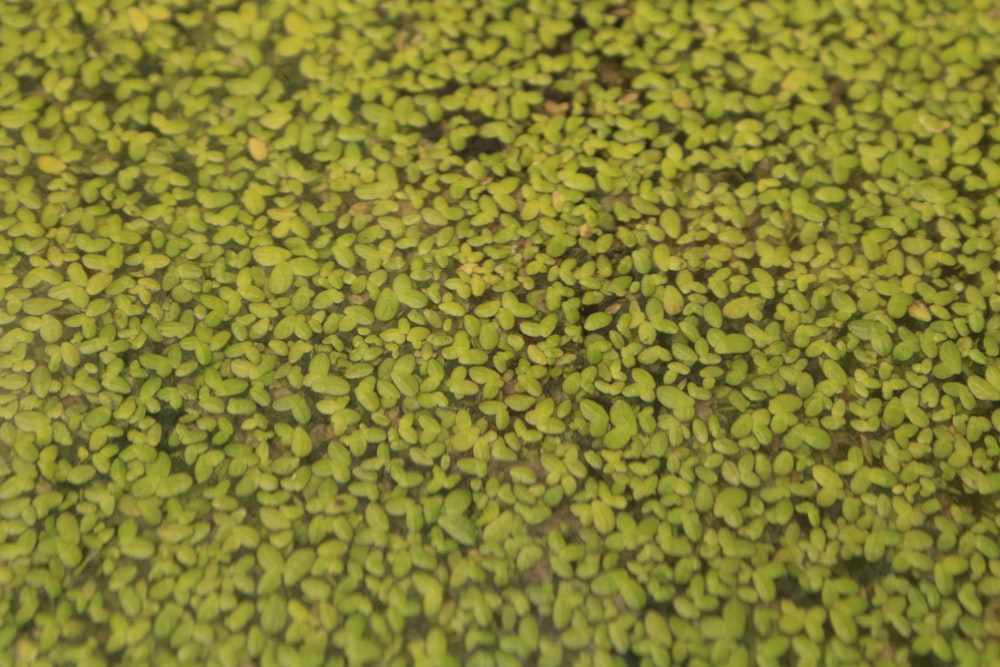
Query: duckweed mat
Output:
[[2, 0, 1000, 665]]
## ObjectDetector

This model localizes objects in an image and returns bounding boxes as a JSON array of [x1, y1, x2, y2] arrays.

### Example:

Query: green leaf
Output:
[[374, 289, 399, 321], [822, 359, 847, 385], [887, 293, 912, 319], [38, 155, 67, 174], [883, 397, 905, 427], [848, 320, 887, 341], [722, 297, 751, 319], [714, 487, 747, 517], [968, 375, 1000, 400], [829, 605, 858, 643], [309, 375, 350, 396], [365, 504, 389, 533], [591, 499, 615, 535], [120, 537, 156, 560], [268, 263, 294, 295], [356, 179, 396, 200], [718, 333, 753, 354], [811, 465, 843, 489], [591, 569, 623, 595], [644, 610, 673, 646], [722, 599, 747, 639], [609, 399, 636, 431], [253, 245, 292, 267], [769, 393, 803, 414], [156, 473, 193, 498], [979, 472, 1000, 495], [603, 425, 632, 449], [656, 386, 694, 413], [933, 341, 962, 379], [283, 549, 316, 587], [619, 576, 647, 611], [584, 312, 612, 331], [562, 172, 595, 191], [437, 514, 477, 546], [443, 488, 472, 515], [802, 426, 832, 451], [662, 285, 684, 315]]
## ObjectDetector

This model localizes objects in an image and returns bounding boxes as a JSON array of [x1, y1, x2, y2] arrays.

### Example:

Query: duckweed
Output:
[[2, 1, 1000, 666]]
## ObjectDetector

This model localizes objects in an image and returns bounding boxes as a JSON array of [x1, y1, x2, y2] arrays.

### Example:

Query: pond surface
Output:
[[2, 2, 1000, 666]]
